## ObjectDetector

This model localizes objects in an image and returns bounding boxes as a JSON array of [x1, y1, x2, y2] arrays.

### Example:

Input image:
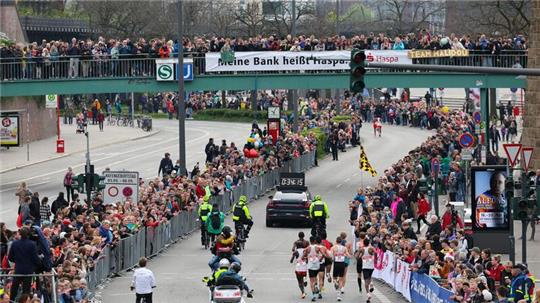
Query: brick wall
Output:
[[1, 97, 57, 143], [522, 0, 540, 170]]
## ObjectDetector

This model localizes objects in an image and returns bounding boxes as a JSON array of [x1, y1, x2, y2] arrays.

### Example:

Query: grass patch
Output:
[[301, 127, 328, 159]]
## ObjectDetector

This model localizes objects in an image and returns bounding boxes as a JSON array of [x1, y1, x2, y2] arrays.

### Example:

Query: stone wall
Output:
[[1, 97, 57, 143], [0, 1, 27, 43], [522, 0, 540, 170]]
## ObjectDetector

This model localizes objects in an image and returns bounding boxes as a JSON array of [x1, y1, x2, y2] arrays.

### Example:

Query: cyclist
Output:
[[216, 262, 253, 298], [309, 195, 329, 237], [206, 204, 225, 245], [209, 226, 241, 271], [198, 196, 213, 247], [232, 195, 253, 241]]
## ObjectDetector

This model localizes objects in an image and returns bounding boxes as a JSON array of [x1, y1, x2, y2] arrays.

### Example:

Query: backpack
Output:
[[210, 213, 221, 230]]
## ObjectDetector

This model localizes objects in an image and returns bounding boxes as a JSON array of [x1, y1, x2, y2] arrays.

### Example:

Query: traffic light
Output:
[[93, 174, 106, 191], [517, 199, 529, 221], [350, 48, 366, 94], [418, 176, 428, 194], [74, 174, 85, 193]]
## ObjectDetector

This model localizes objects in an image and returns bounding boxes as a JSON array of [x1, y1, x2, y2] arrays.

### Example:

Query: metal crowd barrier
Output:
[[0, 270, 58, 303], [85, 151, 315, 297]]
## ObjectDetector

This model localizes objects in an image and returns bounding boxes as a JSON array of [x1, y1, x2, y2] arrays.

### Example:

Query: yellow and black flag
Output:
[[359, 145, 377, 177]]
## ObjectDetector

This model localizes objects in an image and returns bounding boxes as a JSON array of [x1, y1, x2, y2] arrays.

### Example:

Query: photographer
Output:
[[442, 203, 463, 230]]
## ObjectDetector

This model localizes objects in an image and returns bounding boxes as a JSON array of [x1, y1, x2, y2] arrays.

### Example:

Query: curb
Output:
[[0, 129, 161, 174]]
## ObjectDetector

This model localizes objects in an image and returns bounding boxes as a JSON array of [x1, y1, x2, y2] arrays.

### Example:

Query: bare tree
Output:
[[371, 0, 446, 35], [263, 0, 315, 37], [79, 1, 158, 38], [235, 1, 266, 37], [459, 0, 531, 36], [210, 1, 240, 37]]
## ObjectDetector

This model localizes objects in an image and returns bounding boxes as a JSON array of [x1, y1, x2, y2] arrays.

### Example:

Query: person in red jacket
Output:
[[416, 193, 431, 234], [441, 203, 464, 230]]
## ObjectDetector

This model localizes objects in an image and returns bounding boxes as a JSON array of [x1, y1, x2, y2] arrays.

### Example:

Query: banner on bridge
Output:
[[408, 49, 470, 59], [205, 50, 411, 72]]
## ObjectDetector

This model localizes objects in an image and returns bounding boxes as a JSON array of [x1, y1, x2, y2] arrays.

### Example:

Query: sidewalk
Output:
[[0, 123, 159, 173]]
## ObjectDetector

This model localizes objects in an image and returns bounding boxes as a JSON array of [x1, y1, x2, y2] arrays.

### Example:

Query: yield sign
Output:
[[521, 147, 534, 172], [503, 143, 522, 167]]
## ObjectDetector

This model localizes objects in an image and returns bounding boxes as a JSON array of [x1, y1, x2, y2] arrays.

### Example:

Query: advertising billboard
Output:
[[471, 165, 509, 231], [1, 114, 20, 147]]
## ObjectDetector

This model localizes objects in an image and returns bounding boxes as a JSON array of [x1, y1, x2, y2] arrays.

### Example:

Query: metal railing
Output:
[[84, 151, 315, 299], [0, 270, 58, 303], [0, 52, 528, 82]]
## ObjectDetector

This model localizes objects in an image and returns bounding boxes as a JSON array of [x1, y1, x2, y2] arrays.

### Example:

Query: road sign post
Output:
[[502, 143, 522, 264]]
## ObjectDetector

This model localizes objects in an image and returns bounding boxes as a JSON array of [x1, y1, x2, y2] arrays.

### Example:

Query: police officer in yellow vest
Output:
[[232, 195, 253, 240], [309, 194, 329, 236], [198, 195, 213, 246], [204, 258, 230, 298]]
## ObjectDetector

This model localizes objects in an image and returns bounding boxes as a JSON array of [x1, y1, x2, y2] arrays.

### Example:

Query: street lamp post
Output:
[[177, 0, 187, 176]]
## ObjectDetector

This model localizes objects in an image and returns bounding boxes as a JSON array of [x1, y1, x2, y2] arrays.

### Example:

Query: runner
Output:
[[331, 236, 351, 301], [303, 236, 329, 302], [354, 232, 368, 294], [339, 232, 353, 294], [291, 232, 309, 299], [373, 117, 382, 137], [357, 238, 376, 303], [319, 233, 333, 292]]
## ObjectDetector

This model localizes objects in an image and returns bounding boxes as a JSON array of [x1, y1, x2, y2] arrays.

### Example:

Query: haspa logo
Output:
[[366, 52, 399, 63]]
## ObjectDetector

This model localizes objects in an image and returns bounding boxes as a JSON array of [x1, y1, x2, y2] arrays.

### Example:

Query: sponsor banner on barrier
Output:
[[408, 49, 470, 59], [205, 50, 412, 72], [410, 272, 453, 303], [394, 259, 412, 301]]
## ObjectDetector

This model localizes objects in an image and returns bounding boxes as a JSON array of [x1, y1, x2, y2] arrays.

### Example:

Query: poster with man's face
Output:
[[472, 166, 509, 230]]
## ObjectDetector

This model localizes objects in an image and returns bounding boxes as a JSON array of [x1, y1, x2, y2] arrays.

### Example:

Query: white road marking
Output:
[[1, 128, 210, 185], [0, 180, 51, 193], [336, 183, 343, 188], [345, 178, 351, 182]]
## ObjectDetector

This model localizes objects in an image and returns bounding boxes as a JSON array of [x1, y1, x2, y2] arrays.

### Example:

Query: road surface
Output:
[[98, 124, 431, 303]]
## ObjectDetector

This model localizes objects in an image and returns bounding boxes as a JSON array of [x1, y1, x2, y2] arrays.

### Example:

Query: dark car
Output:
[[266, 189, 311, 227]]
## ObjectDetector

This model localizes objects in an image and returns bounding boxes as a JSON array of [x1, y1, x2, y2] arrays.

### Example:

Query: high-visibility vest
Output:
[[311, 201, 326, 218], [199, 203, 212, 221]]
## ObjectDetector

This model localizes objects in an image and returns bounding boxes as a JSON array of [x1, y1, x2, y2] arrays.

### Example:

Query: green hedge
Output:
[[193, 109, 266, 123], [331, 115, 352, 123], [302, 127, 327, 159]]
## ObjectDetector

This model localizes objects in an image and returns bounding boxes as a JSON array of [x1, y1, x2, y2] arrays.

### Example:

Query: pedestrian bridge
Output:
[[0, 53, 529, 97]]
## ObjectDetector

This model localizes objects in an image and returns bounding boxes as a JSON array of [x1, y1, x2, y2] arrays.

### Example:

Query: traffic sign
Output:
[[522, 147, 534, 172], [45, 94, 58, 109], [503, 143, 522, 167], [459, 133, 475, 148], [103, 171, 139, 204], [462, 148, 473, 160], [473, 111, 481, 124], [431, 158, 440, 177]]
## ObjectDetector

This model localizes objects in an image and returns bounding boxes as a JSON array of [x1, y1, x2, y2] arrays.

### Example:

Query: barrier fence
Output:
[[373, 249, 454, 303], [84, 151, 315, 298], [0, 52, 528, 82], [0, 270, 59, 303]]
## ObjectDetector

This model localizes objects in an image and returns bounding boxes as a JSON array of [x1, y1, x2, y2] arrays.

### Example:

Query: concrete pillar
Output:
[[0, 1, 27, 42], [522, 0, 540, 170]]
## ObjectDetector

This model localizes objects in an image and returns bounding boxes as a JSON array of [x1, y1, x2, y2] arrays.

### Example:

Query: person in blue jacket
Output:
[[8, 227, 41, 300]]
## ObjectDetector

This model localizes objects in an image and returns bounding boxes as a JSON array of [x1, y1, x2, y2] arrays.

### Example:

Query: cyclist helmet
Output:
[[313, 194, 322, 201], [222, 226, 232, 236], [219, 258, 230, 269], [203, 195, 210, 203], [230, 262, 241, 273], [239, 195, 247, 204]]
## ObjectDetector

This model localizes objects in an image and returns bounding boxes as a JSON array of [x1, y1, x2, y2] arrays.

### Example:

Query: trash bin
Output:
[[56, 139, 64, 153]]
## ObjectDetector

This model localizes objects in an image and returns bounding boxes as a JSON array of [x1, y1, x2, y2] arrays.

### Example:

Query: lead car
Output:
[[266, 188, 312, 227]]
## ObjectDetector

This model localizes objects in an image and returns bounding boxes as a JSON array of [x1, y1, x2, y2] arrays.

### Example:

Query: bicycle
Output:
[[235, 224, 246, 252], [200, 221, 210, 250], [311, 218, 326, 239]]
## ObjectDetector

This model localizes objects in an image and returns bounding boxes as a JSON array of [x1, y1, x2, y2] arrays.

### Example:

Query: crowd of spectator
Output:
[[347, 106, 536, 302], [0, 31, 529, 80]]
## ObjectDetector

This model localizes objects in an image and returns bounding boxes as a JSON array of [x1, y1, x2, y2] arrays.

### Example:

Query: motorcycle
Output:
[[210, 285, 246, 303]]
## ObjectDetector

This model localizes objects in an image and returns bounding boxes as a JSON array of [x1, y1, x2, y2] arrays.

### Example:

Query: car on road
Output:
[[266, 187, 311, 227]]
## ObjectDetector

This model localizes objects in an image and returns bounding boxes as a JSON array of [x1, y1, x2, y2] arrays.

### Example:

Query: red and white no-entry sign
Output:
[[103, 171, 139, 205]]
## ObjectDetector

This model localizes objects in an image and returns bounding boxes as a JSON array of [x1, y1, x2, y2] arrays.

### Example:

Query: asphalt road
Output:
[[98, 124, 431, 303], [0, 120, 251, 227]]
